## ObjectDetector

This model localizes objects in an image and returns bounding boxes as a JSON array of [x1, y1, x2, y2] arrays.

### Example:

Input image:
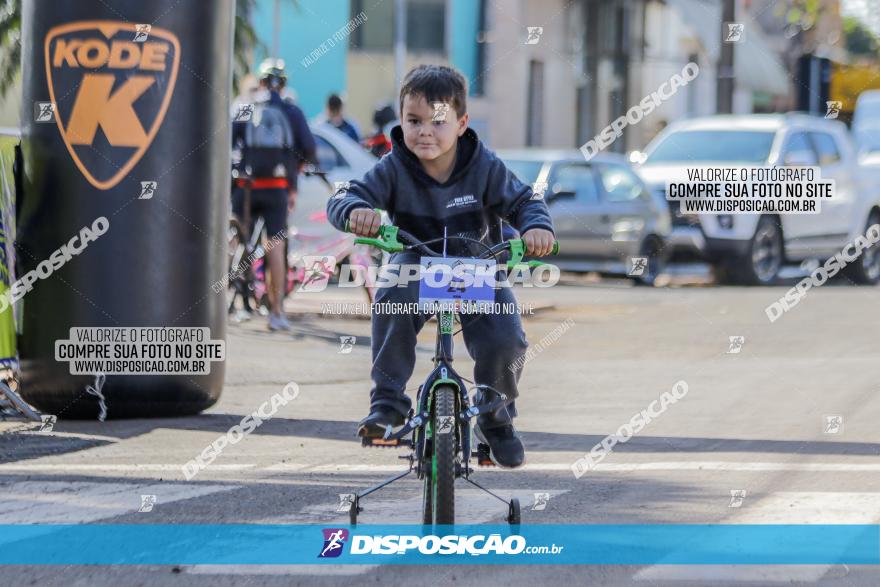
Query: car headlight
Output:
[[718, 215, 734, 230]]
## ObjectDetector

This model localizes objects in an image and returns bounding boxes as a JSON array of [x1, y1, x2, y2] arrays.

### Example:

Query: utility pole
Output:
[[394, 0, 407, 94], [717, 0, 736, 113], [272, 0, 280, 59]]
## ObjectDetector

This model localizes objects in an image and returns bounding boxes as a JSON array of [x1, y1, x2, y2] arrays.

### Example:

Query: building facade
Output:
[[250, 0, 793, 152]]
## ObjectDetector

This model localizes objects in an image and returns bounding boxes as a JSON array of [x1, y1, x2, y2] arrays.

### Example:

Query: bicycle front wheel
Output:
[[431, 384, 457, 525]]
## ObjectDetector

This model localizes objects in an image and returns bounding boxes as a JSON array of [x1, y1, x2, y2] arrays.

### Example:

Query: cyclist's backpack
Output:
[[241, 99, 295, 178]]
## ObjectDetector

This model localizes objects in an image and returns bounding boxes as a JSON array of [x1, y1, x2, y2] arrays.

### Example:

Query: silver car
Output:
[[498, 149, 672, 285]]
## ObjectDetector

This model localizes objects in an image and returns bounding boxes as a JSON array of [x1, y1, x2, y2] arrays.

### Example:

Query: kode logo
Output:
[[44, 21, 181, 190]]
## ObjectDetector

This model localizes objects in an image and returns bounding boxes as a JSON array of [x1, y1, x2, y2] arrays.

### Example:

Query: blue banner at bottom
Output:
[[0, 524, 878, 565]]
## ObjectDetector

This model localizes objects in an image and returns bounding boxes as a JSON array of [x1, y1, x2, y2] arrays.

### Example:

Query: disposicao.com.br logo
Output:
[[318, 528, 349, 558], [318, 529, 563, 558]]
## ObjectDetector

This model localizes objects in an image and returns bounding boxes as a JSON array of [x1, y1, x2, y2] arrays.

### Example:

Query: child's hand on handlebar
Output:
[[348, 208, 382, 236], [522, 228, 555, 257]]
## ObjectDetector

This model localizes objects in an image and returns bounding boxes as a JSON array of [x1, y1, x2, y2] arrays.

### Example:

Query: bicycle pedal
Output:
[[362, 437, 399, 447], [361, 437, 411, 448], [473, 442, 495, 467]]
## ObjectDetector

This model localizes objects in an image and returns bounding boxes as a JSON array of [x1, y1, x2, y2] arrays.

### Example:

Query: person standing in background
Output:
[[325, 94, 360, 143]]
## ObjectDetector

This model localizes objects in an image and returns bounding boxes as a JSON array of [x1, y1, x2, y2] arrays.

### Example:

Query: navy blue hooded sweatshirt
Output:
[[326, 126, 555, 257]]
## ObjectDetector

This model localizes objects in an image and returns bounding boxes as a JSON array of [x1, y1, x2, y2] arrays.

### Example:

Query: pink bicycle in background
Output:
[[283, 208, 383, 301], [227, 206, 382, 319]]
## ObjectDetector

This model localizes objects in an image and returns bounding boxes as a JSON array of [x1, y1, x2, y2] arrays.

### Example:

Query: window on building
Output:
[[526, 60, 545, 146], [350, 0, 394, 51], [407, 0, 446, 52], [350, 0, 446, 53], [598, 1, 617, 53], [473, 0, 487, 96]]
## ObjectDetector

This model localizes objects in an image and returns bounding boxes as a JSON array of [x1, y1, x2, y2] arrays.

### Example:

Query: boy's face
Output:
[[401, 94, 468, 162]]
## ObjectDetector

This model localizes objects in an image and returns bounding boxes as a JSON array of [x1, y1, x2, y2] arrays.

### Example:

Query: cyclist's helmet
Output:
[[258, 58, 287, 91]]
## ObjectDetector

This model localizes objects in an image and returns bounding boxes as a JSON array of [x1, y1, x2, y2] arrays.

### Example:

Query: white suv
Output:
[[635, 114, 880, 284]]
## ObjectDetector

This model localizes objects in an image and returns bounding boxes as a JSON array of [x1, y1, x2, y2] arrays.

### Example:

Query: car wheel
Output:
[[842, 210, 880, 285], [717, 216, 783, 285], [631, 236, 667, 286]]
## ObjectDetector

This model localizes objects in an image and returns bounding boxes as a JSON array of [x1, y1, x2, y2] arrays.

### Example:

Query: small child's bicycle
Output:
[[343, 217, 558, 526]]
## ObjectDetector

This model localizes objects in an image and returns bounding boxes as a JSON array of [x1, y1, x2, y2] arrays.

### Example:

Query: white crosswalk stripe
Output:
[[0, 481, 239, 524], [5, 460, 880, 474], [633, 492, 880, 583]]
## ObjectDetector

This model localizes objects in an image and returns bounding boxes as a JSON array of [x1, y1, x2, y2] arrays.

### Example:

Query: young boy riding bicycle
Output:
[[326, 65, 555, 468]]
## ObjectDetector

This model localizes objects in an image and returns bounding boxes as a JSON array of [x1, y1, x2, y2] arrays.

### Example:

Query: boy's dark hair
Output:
[[327, 94, 343, 113], [399, 65, 467, 119]]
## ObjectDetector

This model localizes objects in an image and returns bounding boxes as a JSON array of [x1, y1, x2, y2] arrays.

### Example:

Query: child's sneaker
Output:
[[357, 407, 406, 438], [474, 422, 525, 468]]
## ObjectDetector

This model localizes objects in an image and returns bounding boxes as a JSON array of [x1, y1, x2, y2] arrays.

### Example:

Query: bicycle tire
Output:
[[431, 385, 456, 525], [421, 446, 433, 525]]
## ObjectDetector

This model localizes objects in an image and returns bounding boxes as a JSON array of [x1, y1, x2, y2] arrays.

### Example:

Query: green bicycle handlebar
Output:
[[505, 238, 559, 270], [347, 211, 406, 252], [345, 209, 559, 268]]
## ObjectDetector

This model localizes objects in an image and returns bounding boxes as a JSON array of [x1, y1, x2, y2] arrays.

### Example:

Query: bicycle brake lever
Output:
[[350, 216, 405, 253]]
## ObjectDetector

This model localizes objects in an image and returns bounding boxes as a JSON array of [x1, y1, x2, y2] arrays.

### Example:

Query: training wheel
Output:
[[350, 495, 360, 526], [507, 497, 521, 525]]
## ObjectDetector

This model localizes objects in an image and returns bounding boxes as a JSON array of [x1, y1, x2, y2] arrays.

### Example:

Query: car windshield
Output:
[[854, 98, 880, 127], [856, 126, 880, 153], [501, 159, 545, 184], [646, 130, 775, 164]]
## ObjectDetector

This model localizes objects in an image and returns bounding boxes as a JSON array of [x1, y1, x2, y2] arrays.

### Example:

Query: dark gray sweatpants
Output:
[[369, 252, 529, 430]]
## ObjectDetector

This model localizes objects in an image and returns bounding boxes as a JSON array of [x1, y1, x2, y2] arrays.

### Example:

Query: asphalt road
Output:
[[2, 274, 879, 586]]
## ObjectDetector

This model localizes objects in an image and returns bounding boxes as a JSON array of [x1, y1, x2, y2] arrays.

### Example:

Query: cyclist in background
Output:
[[231, 58, 317, 331]]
